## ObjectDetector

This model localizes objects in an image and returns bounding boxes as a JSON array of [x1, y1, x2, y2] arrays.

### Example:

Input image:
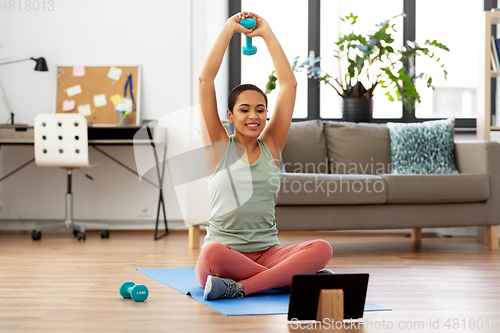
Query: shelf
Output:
[[478, 11, 500, 140], [486, 11, 500, 24]]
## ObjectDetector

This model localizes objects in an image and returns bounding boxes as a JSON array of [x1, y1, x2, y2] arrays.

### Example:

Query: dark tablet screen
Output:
[[287, 273, 369, 321]]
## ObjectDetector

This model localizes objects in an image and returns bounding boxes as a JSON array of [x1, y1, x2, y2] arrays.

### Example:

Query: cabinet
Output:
[[478, 11, 500, 140]]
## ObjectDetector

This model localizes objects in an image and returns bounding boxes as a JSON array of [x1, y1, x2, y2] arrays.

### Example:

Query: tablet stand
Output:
[[316, 289, 344, 322]]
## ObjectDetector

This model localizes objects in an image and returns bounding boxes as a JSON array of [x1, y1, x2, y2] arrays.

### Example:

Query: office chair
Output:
[[32, 113, 110, 241]]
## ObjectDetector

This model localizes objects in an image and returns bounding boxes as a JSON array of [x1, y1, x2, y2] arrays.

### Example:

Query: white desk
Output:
[[0, 124, 168, 239]]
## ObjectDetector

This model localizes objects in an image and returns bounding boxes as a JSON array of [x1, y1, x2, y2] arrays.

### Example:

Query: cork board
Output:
[[55, 66, 141, 125]]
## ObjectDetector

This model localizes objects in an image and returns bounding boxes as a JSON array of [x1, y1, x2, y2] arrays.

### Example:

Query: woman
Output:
[[196, 12, 333, 300]]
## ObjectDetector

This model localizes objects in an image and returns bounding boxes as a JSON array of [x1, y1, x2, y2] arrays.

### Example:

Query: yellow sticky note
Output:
[[93, 94, 107, 107], [110, 94, 123, 106]]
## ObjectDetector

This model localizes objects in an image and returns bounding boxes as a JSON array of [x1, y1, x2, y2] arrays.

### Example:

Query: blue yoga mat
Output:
[[137, 268, 391, 316]]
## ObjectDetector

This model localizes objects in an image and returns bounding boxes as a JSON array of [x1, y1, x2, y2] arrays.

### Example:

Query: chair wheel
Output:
[[100, 230, 110, 239], [77, 232, 86, 241], [32, 230, 41, 241], [73, 230, 79, 237]]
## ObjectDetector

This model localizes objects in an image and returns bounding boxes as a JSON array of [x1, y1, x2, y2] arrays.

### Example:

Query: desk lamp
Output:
[[0, 57, 48, 126]]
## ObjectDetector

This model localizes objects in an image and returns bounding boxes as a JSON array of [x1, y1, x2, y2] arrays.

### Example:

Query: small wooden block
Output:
[[486, 225, 499, 251], [316, 289, 344, 322], [188, 225, 200, 249]]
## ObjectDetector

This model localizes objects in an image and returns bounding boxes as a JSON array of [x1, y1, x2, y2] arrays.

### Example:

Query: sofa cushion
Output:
[[381, 173, 489, 204], [282, 120, 328, 173], [277, 173, 387, 205], [324, 121, 391, 175], [387, 118, 459, 174]]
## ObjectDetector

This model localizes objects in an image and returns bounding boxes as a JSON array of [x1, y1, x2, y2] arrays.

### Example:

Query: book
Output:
[[492, 36, 500, 70], [495, 38, 500, 71], [492, 47, 498, 71]]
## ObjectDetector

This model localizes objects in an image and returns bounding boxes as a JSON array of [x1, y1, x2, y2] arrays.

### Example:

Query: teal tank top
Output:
[[202, 134, 281, 252]]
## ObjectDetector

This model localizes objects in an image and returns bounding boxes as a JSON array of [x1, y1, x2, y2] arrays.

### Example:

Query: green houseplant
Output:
[[266, 13, 449, 122]]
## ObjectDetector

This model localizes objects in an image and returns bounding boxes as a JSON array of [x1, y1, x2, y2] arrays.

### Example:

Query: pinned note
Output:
[[73, 66, 85, 77], [93, 94, 107, 107], [78, 104, 92, 116], [107, 66, 122, 81], [110, 93, 123, 106], [66, 84, 82, 97], [115, 97, 133, 112], [62, 100, 75, 111]]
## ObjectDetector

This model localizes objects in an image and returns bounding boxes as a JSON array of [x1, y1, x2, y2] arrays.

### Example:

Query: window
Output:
[[230, 0, 484, 127], [319, 0, 404, 119], [240, 0, 308, 118], [415, 0, 482, 119]]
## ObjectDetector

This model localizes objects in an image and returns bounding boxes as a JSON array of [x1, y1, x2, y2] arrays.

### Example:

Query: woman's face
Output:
[[228, 90, 268, 137]]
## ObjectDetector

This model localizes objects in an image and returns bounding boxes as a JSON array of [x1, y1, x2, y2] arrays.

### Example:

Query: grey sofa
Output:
[[188, 120, 500, 251], [274, 120, 499, 250]]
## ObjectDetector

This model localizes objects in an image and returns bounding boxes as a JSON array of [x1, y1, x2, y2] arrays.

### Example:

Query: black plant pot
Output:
[[342, 98, 373, 123]]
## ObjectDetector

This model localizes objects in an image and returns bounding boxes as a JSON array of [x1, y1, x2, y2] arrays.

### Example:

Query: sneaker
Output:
[[316, 268, 334, 275], [203, 275, 245, 300]]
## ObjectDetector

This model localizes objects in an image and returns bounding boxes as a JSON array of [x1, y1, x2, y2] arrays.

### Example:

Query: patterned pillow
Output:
[[387, 118, 458, 174]]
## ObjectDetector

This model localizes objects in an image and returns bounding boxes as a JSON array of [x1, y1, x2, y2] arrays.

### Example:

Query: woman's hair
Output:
[[228, 84, 268, 113]]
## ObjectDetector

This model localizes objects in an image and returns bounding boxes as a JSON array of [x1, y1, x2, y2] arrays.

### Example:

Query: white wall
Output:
[[0, 0, 228, 229], [0, 1, 491, 238]]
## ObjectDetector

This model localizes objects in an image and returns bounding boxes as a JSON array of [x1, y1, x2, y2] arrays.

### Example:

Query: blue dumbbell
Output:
[[240, 17, 257, 55], [119, 281, 149, 302]]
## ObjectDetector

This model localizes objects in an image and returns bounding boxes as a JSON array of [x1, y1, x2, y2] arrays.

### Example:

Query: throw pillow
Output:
[[281, 120, 328, 173], [387, 118, 459, 174], [324, 121, 391, 174]]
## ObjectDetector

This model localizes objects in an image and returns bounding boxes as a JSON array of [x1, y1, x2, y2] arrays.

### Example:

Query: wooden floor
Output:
[[1, 230, 499, 333]]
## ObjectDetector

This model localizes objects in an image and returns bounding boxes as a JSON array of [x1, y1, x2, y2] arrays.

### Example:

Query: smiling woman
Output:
[[227, 86, 268, 138], [196, 11, 333, 301]]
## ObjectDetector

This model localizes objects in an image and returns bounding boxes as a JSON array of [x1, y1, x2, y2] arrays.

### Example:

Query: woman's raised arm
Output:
[[199, 13, 253, 145], [245, 13, 297, 154]]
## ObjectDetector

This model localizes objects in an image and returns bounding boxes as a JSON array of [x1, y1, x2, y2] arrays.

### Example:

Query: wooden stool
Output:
[[316, 289, 344, 322]]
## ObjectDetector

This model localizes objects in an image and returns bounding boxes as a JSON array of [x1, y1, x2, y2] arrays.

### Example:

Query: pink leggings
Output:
[[195, 239, 333, 295]]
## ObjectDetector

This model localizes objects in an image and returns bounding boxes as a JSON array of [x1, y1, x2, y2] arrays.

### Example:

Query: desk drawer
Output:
[[0, 126, 34, 144]]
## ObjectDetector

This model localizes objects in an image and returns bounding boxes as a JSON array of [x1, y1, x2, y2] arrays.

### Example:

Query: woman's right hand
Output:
[[226, 12, 255, 35]]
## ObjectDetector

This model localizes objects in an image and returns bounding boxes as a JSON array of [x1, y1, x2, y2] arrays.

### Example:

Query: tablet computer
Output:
[[287, 273, 369, 321]]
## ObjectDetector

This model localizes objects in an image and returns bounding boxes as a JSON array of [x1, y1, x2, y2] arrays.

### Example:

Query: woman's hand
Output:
[[225, 12, 255, 35], [241, 12, 273, 40]]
